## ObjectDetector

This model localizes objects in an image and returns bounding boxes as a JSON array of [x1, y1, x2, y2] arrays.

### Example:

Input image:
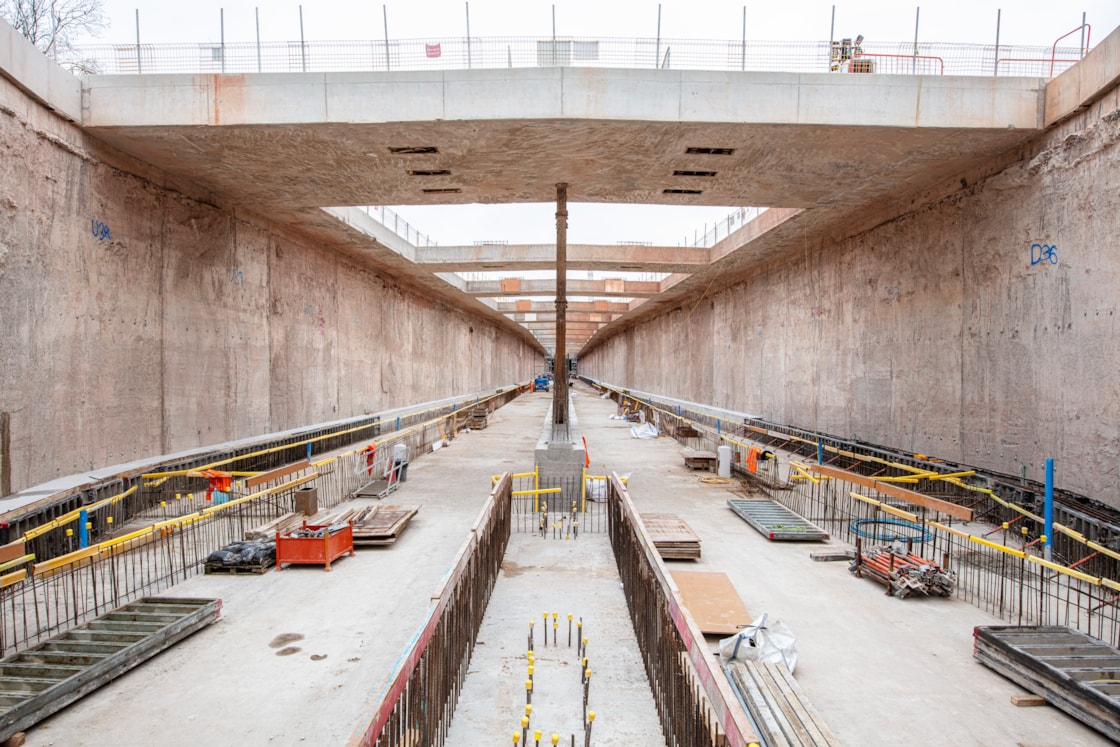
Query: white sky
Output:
[[80, 1, 1120, 245]]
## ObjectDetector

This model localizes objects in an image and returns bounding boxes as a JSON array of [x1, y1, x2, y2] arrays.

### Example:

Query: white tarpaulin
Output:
[[718, 612, 798, 673]]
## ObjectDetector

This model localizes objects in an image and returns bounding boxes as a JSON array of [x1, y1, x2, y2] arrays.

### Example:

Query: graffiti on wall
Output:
[[1030, 243, 1058, 266], [90, 219, 111, 242]]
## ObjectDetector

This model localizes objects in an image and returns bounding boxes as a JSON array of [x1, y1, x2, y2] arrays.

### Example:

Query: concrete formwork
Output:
[[581, 85, 1120, 508]]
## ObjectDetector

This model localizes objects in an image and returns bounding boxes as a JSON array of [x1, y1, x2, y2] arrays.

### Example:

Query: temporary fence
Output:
[[583, 377, 1120, 646], [503, 470, 608, 536], [69, 35, 1090, 79], [348, 474, 513, 747], [607, 474, 760, 747], [0, 386, 526, 656]]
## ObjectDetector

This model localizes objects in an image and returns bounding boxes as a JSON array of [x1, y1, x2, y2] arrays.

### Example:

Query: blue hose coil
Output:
[[849, 517, 933, 543]]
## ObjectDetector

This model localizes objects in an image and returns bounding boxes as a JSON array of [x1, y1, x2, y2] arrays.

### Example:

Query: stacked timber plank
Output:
[[467, 406, 489, 430], [641, 513, 701, 559], [349, 505, 420, 546], [724, 660, 839, 747], [974, 625, 1120, 742], [246, 512, 304, 541]]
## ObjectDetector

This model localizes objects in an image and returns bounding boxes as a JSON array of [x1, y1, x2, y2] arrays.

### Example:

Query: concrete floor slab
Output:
[[17, 384, 1115, 746]]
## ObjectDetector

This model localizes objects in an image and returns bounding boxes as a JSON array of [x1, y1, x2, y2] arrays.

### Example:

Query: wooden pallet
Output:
[[204, 561, 273, 575], [351, 505, 420, 546], [724, 660, 839, 747], [681, 449, 717, 471], [642, 513, 701, 560]]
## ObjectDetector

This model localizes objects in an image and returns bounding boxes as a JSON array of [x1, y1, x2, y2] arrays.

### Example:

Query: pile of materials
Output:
[[641, 513, 701, 560], [849, 545, 955, 598], [204, 540, 276, 574]]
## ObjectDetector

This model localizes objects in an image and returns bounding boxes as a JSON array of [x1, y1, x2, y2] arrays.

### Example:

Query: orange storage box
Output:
[[276, 522, 355, 571]]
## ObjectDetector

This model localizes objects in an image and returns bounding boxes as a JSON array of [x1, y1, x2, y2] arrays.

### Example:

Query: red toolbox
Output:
[[276, 522, 355, 571]]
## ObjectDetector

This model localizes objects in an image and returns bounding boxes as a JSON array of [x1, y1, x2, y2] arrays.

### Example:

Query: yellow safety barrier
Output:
[[0, 569, 27, 588], [848, 491, 919, 523], [0, 554, 35, 574], [22, 485, 138, 541]]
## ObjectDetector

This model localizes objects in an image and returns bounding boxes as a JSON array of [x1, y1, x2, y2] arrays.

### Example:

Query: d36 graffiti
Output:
[[90, 219, 112, 241], [1030, 243, 1058, 266]]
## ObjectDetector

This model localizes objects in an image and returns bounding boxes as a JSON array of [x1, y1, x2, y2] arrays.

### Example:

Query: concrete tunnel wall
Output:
[[0, 72, 537, 496], [581, 89, 1120, 508]]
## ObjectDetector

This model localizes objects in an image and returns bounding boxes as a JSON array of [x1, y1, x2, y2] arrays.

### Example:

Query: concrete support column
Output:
[[552, 183, 569, 429]]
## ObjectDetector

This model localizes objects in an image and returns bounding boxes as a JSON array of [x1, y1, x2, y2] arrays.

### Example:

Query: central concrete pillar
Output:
[[552, 183, 569, 430]]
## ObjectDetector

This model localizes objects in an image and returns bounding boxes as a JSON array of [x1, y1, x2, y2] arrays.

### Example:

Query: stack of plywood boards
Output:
[[641, 513, 702, 559]]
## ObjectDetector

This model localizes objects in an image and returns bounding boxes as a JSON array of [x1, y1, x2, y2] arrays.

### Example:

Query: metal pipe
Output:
[[913, 6, 920, 75], [655, 4, 661, 70], [465, 2, 472, 68], [828, 5, 835, 72], [255, 7, 261, 73], [993, 8, 1001, 76], [741, 6, 746, 71], [552, 5, 557, 66], [135, 9, 141, 74], [299, 5, 306, 72], [1081, 12, 1087, 57], [383, 5, 390, 71], [1045, 458, 1054, 561], [220, 8, 225, 73]]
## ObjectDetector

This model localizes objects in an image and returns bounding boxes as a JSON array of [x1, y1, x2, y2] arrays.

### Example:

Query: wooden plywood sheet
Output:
[[671, 570, 752, 636]]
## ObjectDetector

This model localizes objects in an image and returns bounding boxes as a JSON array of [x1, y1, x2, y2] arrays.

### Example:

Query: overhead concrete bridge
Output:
[[2, 17, 1120, 747]]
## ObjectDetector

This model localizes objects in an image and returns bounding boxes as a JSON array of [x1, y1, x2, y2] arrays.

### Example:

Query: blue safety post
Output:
[[817, 441, 824, 465], [306, 442, 312, 460], [79, 510, 89, 548], [677, 405, 681, 416], [396, 416, 401, 431], [1044, 458, 1054, 560], [717, 419, 721, 436]]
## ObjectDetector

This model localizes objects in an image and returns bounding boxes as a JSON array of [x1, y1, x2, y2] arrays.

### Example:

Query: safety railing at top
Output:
[[66, 36, 1090, 78], [686, 207, 768, 248], [361, 205, 438, 247]]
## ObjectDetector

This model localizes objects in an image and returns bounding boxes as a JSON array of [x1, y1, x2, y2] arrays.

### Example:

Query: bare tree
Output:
[[1, 0, 106, 60]]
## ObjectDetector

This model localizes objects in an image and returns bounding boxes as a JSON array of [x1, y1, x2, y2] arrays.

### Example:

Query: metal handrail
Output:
[[1050, 23, 1091, 77], [67, 36, 1092, 79]]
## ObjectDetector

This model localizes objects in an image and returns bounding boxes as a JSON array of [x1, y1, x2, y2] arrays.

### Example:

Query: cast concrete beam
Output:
[[496, 300, 632, 314], [464, 278, 662, 297], [80, 68, 1045, 210], [413, 244, 706, 273]]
